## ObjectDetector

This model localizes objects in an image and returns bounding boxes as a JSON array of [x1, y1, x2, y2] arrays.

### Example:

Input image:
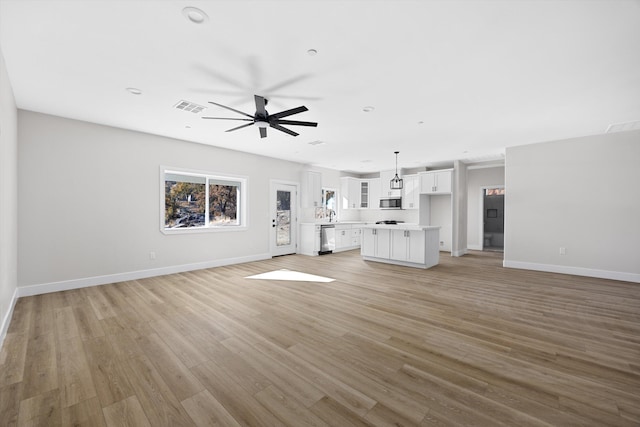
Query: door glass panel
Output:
[[276, 190, 291, 246]]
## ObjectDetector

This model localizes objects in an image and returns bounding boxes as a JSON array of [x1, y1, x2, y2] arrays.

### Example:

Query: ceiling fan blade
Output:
[[274, 119, 318, 127], [270, 123, 299, 137], [208, 101, 254, 119], [259, 127, 267, 138], [226, 122, 254, 132], [270, 106, 308, 119], [202, 117, 253, 121], [254, 95, 267, 117]]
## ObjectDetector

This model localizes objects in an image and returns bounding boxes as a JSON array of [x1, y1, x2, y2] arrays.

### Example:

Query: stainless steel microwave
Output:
[[379, 198, 402, 209]]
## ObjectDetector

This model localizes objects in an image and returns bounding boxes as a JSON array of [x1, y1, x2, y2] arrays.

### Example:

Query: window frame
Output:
[[160, 166, 248, 234]]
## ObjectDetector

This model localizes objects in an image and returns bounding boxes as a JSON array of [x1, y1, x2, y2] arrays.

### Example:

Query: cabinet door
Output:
[[361, 228, 376, 257], [303, 170, 322, 207], [375, 229, 391, 259], [336, 227, 350, 249], [434, 170, 452, 193], [360, 180, 369, 208], [349, 179, 360, 209], [407, 230, 426, 263], [419, 172, 435, 194], [402, 174, 419, 209], [390, 229, 408, 261]]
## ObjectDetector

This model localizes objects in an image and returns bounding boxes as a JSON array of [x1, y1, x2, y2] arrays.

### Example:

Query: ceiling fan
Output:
[[202, 94, 318, 138]]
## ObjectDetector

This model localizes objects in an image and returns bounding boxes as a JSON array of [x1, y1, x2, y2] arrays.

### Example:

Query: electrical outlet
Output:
[[440, 241, 444, 246], [149, 251, 156, 260], [559, 247, 566, 255]]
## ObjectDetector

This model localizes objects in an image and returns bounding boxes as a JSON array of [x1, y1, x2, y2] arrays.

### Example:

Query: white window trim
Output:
[[160, 166, 248, 234]]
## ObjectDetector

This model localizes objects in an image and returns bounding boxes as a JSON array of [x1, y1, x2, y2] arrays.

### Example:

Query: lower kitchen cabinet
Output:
[[335, 224, 363, 252], [361, 228, 390, 259], [390, 229, 426, 264], [361, 226, 440, 268]]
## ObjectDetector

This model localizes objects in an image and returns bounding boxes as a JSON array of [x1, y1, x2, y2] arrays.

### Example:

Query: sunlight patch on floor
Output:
[[245, 269, 335, 283]]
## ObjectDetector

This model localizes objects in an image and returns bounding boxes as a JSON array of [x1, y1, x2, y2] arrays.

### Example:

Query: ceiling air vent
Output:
[[174, 100, 206, 114], [605, 120, 640, 133]]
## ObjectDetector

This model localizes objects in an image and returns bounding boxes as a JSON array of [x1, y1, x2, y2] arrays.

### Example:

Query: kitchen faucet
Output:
[[329, 209, 336, 222]]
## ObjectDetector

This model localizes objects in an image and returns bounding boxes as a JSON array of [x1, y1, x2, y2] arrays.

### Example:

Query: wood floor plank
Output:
[[102, 395, 151, 427], [254, 384, 330, 427], [180, 389, 242, 427], [61, 396, 106, 427], [135, 333, 204, 401], [121, 355, 195, 426], [0, 332, 28, 387], [1, 250, 639, 425], [190, 359, 283, 427], [56, 336, 97, 408], [17, 388, 61, 426], [82, 336, 134, 407], [21, 332, 58, 400]]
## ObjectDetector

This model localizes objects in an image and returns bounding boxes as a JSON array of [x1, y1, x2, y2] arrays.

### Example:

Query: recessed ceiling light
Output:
[[185, 125, 191, 129], [418, 121, 424, 125], [307, 49, 318, 56], [126, 87, 142, 95], [362, 106, 375, 112], [182, 7, 209, 24]]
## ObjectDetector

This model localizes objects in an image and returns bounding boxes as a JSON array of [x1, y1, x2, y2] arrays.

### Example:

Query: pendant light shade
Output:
[[390, 151, 403, 190]]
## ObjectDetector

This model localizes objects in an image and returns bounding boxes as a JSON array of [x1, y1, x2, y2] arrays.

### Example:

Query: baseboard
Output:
[[503, 260, 640, 283], [17, 253, 272, 298], [0, 287, 19, 351], [467, 244, 482, 251]]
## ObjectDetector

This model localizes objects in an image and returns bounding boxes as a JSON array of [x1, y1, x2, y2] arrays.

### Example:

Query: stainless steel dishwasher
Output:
[[319, 224, 335, 255]]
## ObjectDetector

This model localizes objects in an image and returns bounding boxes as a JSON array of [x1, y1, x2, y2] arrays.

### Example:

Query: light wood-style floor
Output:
[[1, 250, 639, 426]]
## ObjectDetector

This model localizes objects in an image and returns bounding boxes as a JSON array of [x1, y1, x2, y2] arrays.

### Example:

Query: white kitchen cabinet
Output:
[[390, 229, 425, 263], [419, 169, 452, 194], [350, 227, 362, 247], [300, 223, 321, 256], [379, 170, 402, 198], [359, 180, 370, 208], [340, 177, 361, 209], [362, 225, 439, 269], [335, 225, 351, 250], [361, 228, 390, 258], [402, 174, 419, 209], [302, 170, 322, 207], [368, 178, 381, 209]]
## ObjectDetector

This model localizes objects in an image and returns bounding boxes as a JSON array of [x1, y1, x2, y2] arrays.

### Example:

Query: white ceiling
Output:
[[1, 0, 639, 173]]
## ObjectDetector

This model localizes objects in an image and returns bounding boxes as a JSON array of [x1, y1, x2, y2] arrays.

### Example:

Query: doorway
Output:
[[270, 181, 298, 256], [480, 186, 504, 252]]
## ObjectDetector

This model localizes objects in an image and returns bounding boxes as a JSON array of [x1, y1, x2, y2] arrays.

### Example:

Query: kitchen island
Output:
[[361, 224, 440, 269]]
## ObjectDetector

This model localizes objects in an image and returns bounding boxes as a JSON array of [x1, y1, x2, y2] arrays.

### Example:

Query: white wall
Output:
[[18, 111, 306, 291], [0, 47, 18, 343], [504, 130, 640, 282], [466, 166, 505, 249]]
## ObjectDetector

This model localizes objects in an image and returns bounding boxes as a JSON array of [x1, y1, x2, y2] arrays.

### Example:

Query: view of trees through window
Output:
[[164, 172, 241, 229]]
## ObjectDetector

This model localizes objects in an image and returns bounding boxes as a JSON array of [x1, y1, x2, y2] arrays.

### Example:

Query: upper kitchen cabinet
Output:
[[402, 174, 420, 209], [340, 177, 360, 209], [419, 169, 453, 194], [341, 177, 380, 209], [302, 170, 322, 207], [379, 170, 402, 198]]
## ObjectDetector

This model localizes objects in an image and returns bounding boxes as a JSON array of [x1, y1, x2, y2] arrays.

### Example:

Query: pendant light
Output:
[[390, 151, 403, 190]]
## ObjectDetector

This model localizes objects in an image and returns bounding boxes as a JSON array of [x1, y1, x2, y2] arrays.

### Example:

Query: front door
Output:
[[270, 181, 298, 256]]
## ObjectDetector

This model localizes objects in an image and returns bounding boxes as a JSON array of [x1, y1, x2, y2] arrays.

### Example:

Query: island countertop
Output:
[[361, 223, 441, 231]]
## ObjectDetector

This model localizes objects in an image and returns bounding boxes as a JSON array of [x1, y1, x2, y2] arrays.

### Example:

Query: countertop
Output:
[[361, 223, 441, 231]]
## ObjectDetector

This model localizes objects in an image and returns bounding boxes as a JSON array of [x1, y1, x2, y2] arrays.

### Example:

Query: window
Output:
[[162, 168, 247, 233]]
